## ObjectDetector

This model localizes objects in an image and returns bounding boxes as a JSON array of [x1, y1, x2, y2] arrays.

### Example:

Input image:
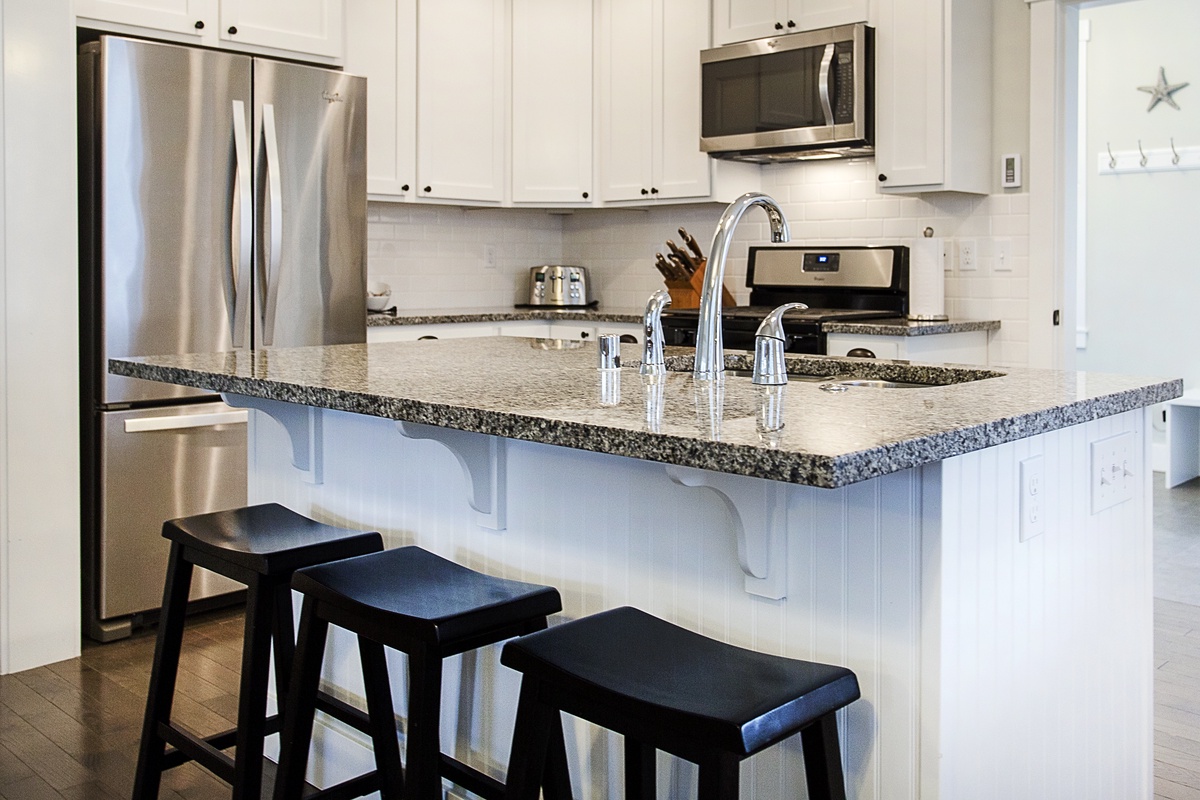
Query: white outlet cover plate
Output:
[[1020, 454, 1045, 541]]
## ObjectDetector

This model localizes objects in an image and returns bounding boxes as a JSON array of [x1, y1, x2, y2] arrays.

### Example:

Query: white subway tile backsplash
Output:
[[366, 163, 1031, 365]]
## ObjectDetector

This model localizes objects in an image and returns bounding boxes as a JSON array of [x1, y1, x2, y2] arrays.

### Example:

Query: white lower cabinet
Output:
[[369, 320, 644, 345], [367, 323, 503, 343], [825, 330, 990, 365]]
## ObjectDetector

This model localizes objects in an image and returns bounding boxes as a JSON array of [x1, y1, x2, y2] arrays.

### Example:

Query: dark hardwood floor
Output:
[[5, 597, 1200, 798], [0, 608, 244, 800]]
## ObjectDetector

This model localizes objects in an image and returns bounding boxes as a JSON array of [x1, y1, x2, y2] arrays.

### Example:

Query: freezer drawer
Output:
[[97, 401, 247, 624]]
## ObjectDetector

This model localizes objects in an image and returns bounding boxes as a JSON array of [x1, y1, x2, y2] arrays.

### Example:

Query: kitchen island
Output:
[[112, 339, 1179, 800]]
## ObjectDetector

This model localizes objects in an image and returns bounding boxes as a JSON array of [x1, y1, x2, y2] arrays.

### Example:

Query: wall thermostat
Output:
[[1001, 153, 1022, 188]]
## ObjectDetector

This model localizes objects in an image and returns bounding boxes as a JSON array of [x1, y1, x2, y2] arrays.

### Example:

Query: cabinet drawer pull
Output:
[[402, 184, 410, 192], [228, 26, 237, 35], [424, 185, 432, 193], [194, 20, 205, 29]]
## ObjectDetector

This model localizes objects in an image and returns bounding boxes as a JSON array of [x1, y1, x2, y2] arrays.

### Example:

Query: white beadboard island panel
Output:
[[243, 403, 1151, 800]]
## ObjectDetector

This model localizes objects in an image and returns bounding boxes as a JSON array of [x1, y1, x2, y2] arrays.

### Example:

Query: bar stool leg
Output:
[[503, 680, 553, 800], [359, 635, 405, 799], [800, 712, 847, 800], [625, 738, 656, 800], [271, 581, 298, 707], [133, 543, 195, 800], [273, 599, 330, 800], [403, 645, 444, 800], [232, 581, 278, 800], [697, 752, 739, 800]]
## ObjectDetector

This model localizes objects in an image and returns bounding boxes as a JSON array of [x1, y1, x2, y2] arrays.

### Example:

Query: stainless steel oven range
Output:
[[659, 245, 909, 355]]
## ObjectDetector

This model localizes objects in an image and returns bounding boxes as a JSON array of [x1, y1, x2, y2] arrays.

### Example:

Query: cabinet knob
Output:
[[582, 191, 589, 199], [786, 20, 796, 28], [194, 20, 205, 29], [640, 188, 649, 196], [424, 186, 432, 193], [401, 184, 410, 192], [227, 26, 238, 35], [580, 331, 590, 339], [774, 21, 784, 30], [877, 173, 888, 182], [650, 187, 659, 194]]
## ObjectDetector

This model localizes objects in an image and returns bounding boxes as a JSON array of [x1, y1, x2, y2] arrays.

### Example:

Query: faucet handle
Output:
[[752, 303, 807, 385], [640, 289, 672, 376]]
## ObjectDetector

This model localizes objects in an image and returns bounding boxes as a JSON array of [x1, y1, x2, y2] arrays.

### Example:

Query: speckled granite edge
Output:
[[822, 318, 1002, 336], [109, 351, 1183, 489], [368, 309, 644, 326]]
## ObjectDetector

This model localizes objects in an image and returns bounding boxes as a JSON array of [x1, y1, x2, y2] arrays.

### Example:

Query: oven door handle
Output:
[[818, 43, 836, 127]]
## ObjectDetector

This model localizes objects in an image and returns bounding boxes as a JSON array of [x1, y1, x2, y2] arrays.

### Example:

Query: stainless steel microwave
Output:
[[700, 23, 873, 163]]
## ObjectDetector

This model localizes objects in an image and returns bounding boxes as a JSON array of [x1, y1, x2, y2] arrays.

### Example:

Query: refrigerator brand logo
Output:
[[322, 91, 344, 104]]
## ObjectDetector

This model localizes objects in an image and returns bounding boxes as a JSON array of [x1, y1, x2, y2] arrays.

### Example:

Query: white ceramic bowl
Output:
[[366, 293, 392, 311]]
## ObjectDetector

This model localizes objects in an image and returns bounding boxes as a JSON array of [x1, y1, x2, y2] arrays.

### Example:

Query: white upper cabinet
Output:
[[656, 0, 711, 200], [76, 0, 344, 62], [596, 0, 656, 202], [511, 0, 593, 205], [219, 0, 343, 60], [874, 0, 992, 194], [712, 0, 868, 45], [76, 0, 215, 40], [344, 0, 416, 199], [416, 0, 507, 204]]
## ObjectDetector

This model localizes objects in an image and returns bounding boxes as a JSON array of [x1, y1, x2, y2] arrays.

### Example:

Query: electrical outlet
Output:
[[483, 244, 497, 270], [1090, 431, 1136, 514], [958, 239, 977, 271], [994, 238, 1012, 272], [1020, 455, 1046, 541]]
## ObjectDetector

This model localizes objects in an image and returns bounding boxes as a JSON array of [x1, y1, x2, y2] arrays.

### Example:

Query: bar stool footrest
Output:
[[160, 713, 284, 771], [158, 721, 236, 783], [303, 770, 382, 800], [314, 691, 373, 735], [440, 754, 505, 800]]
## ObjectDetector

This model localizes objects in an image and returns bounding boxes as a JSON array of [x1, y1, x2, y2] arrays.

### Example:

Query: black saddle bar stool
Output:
[[272, 545, 570, 800], [132, 503, 384, 800], [501, 606, 861, 800]]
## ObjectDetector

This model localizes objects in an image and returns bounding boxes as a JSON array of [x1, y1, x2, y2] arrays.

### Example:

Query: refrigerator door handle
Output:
[[123, 410, 249, 433], [261, 103, 284, 347], [231, 100, 252, 349]]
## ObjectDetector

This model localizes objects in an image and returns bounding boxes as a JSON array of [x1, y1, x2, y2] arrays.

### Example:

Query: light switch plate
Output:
[[1020, 455, 1045, 541], [1091, 431, 1136, 514]]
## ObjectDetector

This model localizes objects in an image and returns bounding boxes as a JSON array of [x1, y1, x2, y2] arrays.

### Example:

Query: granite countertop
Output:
[[110, 339, 1180, 489], [822, 317, 1001, 336], [367, 306, 645, 326], [368, 307, 1000, 337]]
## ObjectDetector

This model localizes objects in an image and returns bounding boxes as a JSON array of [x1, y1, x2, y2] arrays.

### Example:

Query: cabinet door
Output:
[[712, 0, 784, 45], [417, 0, 507, 203], [345, 0, 416, 199], [76, 0, 215, 38], [788, 0, 869, 31], [874, 0, 945, 189], [512, 0, 593, 205], [655, 0, 710, 200], [219, 0, 344, 60], [596, 0, 655, 202]]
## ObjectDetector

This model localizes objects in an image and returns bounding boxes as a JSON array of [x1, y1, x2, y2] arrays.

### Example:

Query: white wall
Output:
[[1076, 0, 1200, 385], [0, 0, 82, 673]]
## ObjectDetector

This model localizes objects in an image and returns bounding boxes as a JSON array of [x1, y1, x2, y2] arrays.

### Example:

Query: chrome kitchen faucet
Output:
[[694, 193, 790, 380]]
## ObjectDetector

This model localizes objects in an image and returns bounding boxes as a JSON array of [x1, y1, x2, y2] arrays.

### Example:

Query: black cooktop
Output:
[[659, 306, 896, 324]]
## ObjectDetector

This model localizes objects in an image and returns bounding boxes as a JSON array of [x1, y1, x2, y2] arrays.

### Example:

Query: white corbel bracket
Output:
[[396, 421, 507, 531], [222, 394, 323, 485], [665, 465, 788, 599]]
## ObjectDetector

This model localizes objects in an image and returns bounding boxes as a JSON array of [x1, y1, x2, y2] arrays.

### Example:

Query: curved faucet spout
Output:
[[694, 193, 791, 380]]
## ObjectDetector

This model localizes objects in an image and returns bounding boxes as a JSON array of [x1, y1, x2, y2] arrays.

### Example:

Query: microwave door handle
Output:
[[817, 43, 835, 127], [231, 100, 252, 349], [259, 103, 284, 348]]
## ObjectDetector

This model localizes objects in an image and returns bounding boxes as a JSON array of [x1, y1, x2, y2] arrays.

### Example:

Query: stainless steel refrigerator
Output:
[[78, 35, 367, 641]]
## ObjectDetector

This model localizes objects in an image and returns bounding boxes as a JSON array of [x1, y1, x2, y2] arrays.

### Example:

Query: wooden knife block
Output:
[[664, 259, 736, 309]]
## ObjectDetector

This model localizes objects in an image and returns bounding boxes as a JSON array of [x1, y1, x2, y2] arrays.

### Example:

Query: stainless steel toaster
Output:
[[527, 265, 593, 307]]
